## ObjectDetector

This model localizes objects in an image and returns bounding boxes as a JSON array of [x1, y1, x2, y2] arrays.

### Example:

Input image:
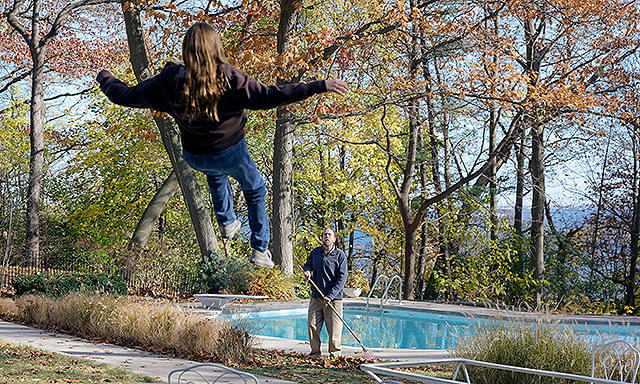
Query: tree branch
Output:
[[382, 105, 402, 202], [412, 108, 525, 224], [41, 0, 113, 47], [5, 0, 31, 45], [410, 2, 506, 71], [0, 68, 32, 94]]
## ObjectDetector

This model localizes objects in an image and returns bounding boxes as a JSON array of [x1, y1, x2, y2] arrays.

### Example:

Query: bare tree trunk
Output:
[[523, 13, 546, 308], [423, 49, 451, 292], [122, 2, 219, 260], [25, 52, 45, 266], [514, 128, 525, 236], [589, 130, 611, 287], [403, 224, 417, 299], [488, 106, 498, 240], [1, 200, 15, 290], [347, 227, 355, 268], [416, 127, 429, 300], [272, 0, 302, 275], [437, 61, 453, 288], [22, 0, 46, 266], [272, 113, 295, 274], [370, 251, 380, 289], [487, 8, 499, 241], [128, 171, 179, 254], [530, 118, 545, 308], [626, 123, 640, 307], [400, 94, 420, 300], [318, 140, 326, 229], [336, 145, 346, 251]]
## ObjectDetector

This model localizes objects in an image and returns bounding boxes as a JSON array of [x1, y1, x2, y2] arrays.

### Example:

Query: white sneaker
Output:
[[250, 249, 274, 269], [221, 219, 241, 239]]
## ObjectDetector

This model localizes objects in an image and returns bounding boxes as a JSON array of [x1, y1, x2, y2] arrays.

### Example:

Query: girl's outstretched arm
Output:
[[228, 66, 349, 110], [96, 70, 164, 109]]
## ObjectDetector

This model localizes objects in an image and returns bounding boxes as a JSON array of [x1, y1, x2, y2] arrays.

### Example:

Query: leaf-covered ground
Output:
[[0, 340, 157, 384], [238, 350, 377, 384], [236, 349, 454, 384]]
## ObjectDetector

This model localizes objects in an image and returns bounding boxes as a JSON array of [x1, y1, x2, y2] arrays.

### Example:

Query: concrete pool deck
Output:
[[183, 297, 640, 361]]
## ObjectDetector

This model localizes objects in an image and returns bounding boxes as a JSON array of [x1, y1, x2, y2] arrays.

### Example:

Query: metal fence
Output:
[[0, 262, 202, 299]]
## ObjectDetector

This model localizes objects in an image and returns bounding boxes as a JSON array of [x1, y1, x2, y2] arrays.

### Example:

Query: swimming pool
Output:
[[220, 306, 640, 350]]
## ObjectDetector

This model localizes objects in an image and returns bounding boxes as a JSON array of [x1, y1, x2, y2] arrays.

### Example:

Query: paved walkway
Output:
[[0, 320, 295, 384]]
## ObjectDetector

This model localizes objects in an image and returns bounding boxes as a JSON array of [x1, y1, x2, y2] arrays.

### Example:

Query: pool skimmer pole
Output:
[[298, 265, 377, 361]]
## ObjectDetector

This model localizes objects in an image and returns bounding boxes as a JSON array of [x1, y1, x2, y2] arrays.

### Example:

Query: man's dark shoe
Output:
[[221, 219, 241, 239], [250, 249, 274, 269]]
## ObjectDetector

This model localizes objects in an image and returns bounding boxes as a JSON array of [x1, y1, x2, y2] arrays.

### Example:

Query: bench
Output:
[[361, 340, 640, 384], [193, 294, 269, 310]]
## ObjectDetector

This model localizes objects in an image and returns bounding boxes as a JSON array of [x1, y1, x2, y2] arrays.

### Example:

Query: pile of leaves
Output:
[[236, 349, 376, 384]]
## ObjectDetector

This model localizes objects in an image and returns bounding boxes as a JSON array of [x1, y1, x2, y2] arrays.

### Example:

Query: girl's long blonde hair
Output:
[[182, 22, 228, 121]]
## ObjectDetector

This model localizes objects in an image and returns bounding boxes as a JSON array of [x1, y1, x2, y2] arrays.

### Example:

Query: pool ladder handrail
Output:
[[366, 274, 403, 311]]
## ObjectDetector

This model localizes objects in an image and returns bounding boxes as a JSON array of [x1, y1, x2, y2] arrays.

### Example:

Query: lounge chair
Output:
[[168, 363, 259, 384]]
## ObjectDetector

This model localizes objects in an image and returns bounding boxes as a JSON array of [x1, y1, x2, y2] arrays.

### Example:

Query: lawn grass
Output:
[[0, 339, 157, 384]]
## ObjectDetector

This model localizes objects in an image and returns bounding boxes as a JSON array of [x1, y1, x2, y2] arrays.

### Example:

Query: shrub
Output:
[[454, 318, 595, 384], [247, 267, 295, 300], [200, 250, 251, 294], [0, 297, 17, 318], [346, 269, 370, 294], [12, 272, 127, 297], [12, 274, 48, 296], [213, 323, 253, 365]]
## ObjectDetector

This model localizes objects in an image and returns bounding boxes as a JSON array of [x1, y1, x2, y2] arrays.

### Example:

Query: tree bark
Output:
[[523, 14, 546, 308], [25, 53, 45, 266], [424, 54, 452, 287], [588, 129, 611, 287], [400, 94, 420, 300], [487, 7, 499, 242], [128, 171, 179, 254], [488, 105, 498, 241], [122, 2, 219, 260], [416, 125, 429, 300], [626, 123, 640, 307], [348, 227, 355, 268], [514, 127, 525, 236], [272, 0, 302, 275], [529, 118, 545, 308], [1, 198, 15, 290], [23, 0, 46, 266]]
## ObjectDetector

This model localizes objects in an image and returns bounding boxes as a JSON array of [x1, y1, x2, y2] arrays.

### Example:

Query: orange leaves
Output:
[[247, 348, 366, 371]]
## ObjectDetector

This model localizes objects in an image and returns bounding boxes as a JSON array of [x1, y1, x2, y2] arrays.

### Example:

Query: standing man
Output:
[[303, 228, 348, 358]]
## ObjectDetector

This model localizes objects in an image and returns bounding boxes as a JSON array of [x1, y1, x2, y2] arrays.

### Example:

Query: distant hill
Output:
[[497, 206, 591, 229]]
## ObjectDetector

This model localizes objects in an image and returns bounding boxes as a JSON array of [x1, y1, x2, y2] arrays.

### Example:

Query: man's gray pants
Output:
[[308, 297, 343, 355]]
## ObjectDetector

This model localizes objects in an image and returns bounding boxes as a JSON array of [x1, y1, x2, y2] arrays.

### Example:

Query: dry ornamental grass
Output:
[[0, 294, 253, 363]]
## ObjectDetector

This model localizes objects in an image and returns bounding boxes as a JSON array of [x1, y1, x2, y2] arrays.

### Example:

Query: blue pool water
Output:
[[220, 307, 640, 350]]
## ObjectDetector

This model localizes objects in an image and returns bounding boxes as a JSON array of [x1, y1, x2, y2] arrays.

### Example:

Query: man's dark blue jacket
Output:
[[303, 246, 348, 300]]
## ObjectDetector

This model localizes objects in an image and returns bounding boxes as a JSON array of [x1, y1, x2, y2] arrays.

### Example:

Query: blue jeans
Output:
[[183, 138, 269, 251]]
